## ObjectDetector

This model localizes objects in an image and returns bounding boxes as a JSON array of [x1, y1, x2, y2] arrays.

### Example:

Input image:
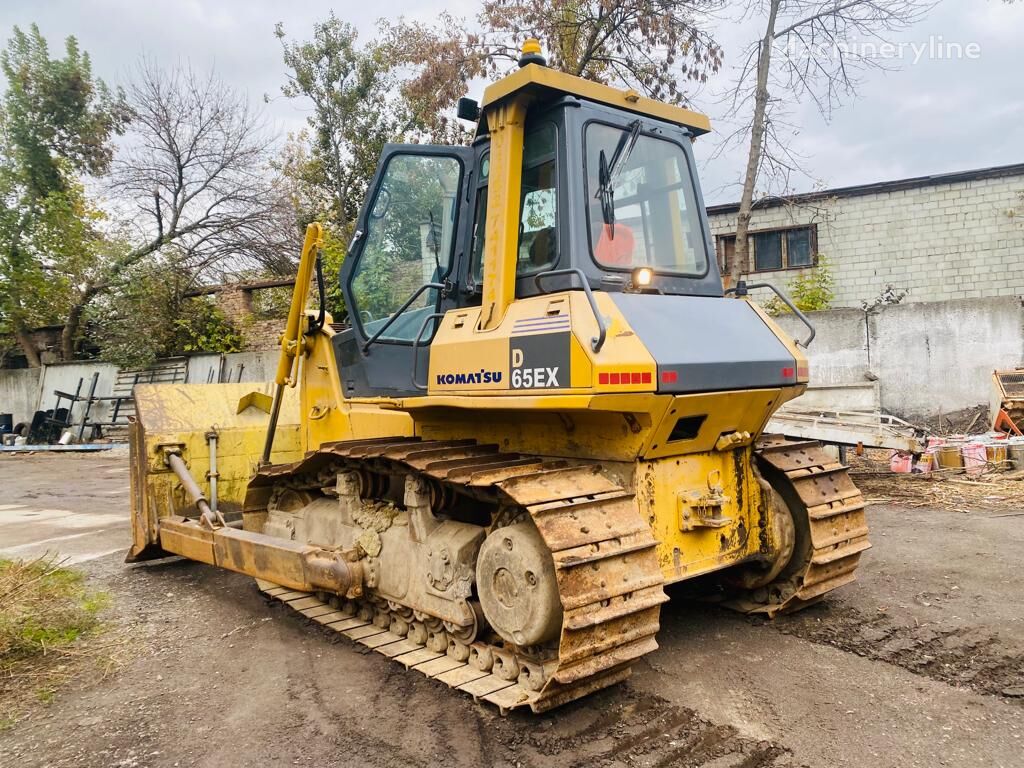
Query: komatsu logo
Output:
[[436, 369, 502, 386]]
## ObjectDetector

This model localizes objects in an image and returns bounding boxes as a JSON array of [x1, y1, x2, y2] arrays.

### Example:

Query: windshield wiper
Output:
[[595, 119, 642, 238]]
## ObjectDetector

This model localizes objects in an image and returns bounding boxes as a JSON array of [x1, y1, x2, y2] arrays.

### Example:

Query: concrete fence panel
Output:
[[0, 368, 42, 425], [775, 296, 1024, 420]]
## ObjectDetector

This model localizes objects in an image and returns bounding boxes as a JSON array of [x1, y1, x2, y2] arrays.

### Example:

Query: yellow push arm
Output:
[[275, 222, 325, 386], [263, 222, 323, 465]]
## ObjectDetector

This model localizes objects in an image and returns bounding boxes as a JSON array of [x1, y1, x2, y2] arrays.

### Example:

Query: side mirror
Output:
[[370, 187, 391, 220], [457, 97, 480, 122]]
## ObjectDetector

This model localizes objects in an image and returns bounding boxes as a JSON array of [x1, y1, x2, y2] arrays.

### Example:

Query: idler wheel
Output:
[[726, 487, 797, 590], [476, 522, 562, 647]]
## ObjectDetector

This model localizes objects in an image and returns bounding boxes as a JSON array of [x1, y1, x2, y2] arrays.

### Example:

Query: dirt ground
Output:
[[0, 451, 1021, 768]]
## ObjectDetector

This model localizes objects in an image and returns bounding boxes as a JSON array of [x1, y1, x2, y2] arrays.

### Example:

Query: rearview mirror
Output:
[[370, 187, 391, 220]]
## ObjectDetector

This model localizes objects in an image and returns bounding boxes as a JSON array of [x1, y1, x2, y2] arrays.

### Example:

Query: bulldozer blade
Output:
[[127, 382, 302, 562]]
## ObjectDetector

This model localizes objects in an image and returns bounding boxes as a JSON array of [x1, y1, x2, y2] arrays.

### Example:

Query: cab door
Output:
[[335, 145, 474, 398]]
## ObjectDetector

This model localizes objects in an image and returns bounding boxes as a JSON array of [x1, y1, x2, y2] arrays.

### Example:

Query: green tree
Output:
[[274, 16, 470, 321], [0, 24, 129, 366], [276, 16, 409, 229], [86, 259, 244, 369], [85, 260, 187, 369]]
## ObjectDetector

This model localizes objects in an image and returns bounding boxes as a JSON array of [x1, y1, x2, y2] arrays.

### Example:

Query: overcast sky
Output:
[[1, 0, 1020, 204]]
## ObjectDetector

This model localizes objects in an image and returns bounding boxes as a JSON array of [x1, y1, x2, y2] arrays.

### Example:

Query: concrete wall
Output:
[[708, 170, 1024, 308], [0, 351, 285, 437], [36, 362, 122, 428], [0, 368, 42, 426], [184, 351, 279, 385], [870, 297, 1024, 419], [775, 296, 1024, 420]]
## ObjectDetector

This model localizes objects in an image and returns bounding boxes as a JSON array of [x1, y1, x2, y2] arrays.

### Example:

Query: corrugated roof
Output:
[[706, 162, 1024, 216]]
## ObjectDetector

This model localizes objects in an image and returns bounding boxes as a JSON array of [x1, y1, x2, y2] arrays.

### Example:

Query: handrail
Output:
[[361, 282, 445, 354], [726, 280, 816, 347], [533, 268, 607, 353], [411, 312, 446, 391]]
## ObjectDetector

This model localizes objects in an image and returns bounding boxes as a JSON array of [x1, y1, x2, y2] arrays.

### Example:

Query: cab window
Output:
[[350, 153, 462, 342], [585, 122, 708, 276], [468, 124, 558, 288], [469, 154, 489, 288], [518, 123, 557, 274]]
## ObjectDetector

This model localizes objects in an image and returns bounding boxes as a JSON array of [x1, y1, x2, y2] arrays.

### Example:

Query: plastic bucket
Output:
[[890, 452, 914, 473], [915, 453, 934, 474], [962, 443, 988, 477], [1010, 444, 1024, 470], [986, 444, 1008, 468], [936, 445, 964, 471]]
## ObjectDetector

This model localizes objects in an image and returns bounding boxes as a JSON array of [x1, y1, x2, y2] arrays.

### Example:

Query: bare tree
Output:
[[482, 0, 724, 101], [722, 0, 932, 284], [113, 61, 295, 276], [54, 62, 299, 359]]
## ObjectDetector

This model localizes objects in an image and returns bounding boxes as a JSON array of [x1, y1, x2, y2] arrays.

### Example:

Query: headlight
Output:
[[633, 267, 653, 287]]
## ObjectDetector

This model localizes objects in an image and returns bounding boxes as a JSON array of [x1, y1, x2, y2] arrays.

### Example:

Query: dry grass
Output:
[[849, 450, 1024, 513], [0, 556, 117, 728]]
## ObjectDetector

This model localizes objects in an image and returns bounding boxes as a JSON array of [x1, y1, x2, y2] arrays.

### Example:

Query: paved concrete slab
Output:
[[0, 448, 130, 563]]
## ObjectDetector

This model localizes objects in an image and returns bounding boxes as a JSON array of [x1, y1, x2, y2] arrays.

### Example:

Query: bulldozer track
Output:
[[748, 436, 871, 616], [251, 436, 866, 710], [251, 437, 668, 713]]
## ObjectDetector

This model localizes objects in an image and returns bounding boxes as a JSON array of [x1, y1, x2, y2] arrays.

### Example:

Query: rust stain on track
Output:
[[252, 438, 668, 713], [739, 437, 871, 616]]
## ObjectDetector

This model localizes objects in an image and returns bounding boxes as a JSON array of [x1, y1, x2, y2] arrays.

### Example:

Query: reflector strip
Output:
[[782, 367, 795, 378], [661, 370, 678, 384], [598, 371, 654, 387]]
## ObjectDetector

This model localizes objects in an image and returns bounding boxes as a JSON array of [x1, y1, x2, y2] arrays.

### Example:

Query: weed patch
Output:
[[0, 556, 111, 723]]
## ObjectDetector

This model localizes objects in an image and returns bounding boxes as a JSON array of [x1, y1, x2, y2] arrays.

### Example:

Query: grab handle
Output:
[[726, 280, 816, 348]]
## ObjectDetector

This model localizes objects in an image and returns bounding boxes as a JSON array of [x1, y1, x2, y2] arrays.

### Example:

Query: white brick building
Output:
[[706, 163, 1024, 308]]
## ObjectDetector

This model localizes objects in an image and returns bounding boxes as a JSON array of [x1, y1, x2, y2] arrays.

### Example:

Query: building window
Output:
[[752, 231, 783, 271], [786, 228, 813, 267], [716, 225, 817, 274]]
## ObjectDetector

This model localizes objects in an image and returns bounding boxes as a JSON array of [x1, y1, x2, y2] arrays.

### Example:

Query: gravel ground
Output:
[[0, 451, 1021, 768]]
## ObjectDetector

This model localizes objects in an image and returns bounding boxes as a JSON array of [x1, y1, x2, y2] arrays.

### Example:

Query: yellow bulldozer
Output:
[[127, 42, 869, 713]]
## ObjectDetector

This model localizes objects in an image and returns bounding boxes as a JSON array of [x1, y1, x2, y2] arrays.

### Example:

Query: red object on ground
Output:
[[994, 408, 1023, 436]]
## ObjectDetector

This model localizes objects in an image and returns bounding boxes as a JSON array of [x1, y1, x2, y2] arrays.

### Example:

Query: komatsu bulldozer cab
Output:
[[333, 55, 745, 398], [461, 98, 721, 301]]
